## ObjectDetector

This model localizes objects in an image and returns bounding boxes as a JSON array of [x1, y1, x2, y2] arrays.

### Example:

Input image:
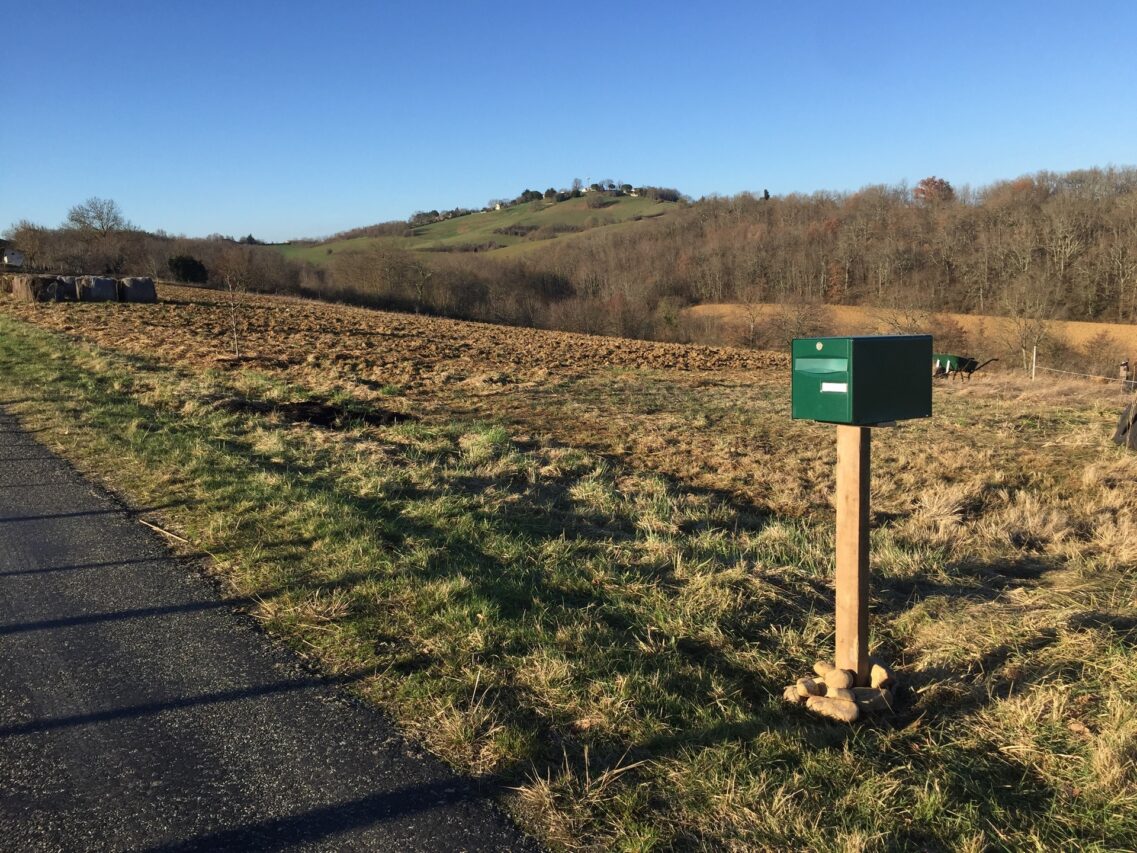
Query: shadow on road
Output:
[[142, 779, 488, 853], [0, 672, 372, 738], [0, 555, 209, 579], [0, 595, 268, 636], [0, 500, 196, 525]]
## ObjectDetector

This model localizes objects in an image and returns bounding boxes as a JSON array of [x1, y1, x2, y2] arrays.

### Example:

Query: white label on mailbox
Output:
[[820, 382, 848, 393]]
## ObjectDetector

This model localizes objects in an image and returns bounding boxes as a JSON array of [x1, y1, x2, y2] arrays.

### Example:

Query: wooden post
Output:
[[1031, 346, 1037, 381], [835, 425, 871, 686]]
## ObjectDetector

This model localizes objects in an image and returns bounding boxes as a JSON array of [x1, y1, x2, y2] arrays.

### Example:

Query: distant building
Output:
[[1, 248, 24, 269]]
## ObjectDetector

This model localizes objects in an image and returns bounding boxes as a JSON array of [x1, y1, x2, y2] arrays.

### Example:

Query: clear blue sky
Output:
[[3, 1, 1135, 242]]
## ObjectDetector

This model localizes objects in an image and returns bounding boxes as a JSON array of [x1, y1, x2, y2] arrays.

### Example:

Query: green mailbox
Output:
[[792, 335, 932, 425]]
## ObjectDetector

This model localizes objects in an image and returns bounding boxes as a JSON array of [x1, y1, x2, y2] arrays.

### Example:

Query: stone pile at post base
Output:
[[782, 658, 898, 723]]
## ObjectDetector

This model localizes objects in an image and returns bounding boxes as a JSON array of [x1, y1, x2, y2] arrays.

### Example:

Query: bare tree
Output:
[[3, 220, 50, 270], [65, 197, 128, 236], [214, 246, 253, 359], [62, 197, 133, 273]]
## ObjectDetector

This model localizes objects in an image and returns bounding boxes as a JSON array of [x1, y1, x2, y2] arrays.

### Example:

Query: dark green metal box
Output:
[[791, 335, 932, 425]]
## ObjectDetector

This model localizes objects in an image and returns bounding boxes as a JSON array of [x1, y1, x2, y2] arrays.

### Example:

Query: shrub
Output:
[[493, 225, 539, 237], [167, 254, 208, 284]]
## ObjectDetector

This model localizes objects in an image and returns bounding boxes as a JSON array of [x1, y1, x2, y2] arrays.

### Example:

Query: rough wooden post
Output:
[[835, 425, 871, 686]]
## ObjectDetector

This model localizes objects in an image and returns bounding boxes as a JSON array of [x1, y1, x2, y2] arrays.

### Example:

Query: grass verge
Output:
[[1, 313, 1134, 850]]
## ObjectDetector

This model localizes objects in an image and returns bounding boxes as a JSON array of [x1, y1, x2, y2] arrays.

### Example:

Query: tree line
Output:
[[303, 167, 1137, 345], [9, 168, 1137, 366], [5, 198, 300, 293], [510, 168, 1137, 327]]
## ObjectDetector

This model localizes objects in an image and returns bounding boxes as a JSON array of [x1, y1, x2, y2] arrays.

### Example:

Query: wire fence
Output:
[[1018, 343, 1136, 388], [1034, 364, 1132, 384]]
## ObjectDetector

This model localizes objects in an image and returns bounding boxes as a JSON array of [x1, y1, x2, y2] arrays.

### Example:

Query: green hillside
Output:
[[278, 195, 678, 265]]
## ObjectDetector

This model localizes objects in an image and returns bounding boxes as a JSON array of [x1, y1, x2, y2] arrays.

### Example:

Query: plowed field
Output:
[[2, 284, 782, 390], [2, 284, 807, 509], [0, 283, 1124, 518]]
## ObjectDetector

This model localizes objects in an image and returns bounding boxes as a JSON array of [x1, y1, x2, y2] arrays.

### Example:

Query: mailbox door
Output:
[[792, 338, 852, 423]]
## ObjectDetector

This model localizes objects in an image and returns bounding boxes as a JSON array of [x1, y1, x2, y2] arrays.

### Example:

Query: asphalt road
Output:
[[0, 409, 538, 852]]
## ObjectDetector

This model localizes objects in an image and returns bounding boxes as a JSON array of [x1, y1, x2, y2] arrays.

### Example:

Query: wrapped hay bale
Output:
[[78, 275, 119, 302], [118, 276, 157, 303], [55, 276, 79, 302], [12, 275, 61, 302]]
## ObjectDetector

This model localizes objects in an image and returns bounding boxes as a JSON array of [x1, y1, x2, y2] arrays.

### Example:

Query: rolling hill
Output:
[[277, 194, 679, 265]]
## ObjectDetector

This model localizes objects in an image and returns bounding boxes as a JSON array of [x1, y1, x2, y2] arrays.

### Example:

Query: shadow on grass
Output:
[[1068, 610, 1137, 645]]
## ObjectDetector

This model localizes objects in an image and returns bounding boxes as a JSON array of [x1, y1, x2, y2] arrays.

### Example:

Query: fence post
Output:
[[1031, 346, 1037, 381]]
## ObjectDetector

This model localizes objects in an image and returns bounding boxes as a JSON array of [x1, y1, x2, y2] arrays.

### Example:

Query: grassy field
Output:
[[1, 287, 1135, 850], [278, 195, 677, 265]]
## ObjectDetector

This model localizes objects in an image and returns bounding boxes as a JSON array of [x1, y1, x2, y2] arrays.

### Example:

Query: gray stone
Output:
[[824, 668, 855, 690], [806, 695, 860, 723], [870, 662, 896, 689], [796, 677, 825, 698], [853, 687, 895, 713]]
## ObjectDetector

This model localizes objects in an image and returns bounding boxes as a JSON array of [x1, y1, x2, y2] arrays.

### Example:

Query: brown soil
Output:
[[1, 285, 783, 395]]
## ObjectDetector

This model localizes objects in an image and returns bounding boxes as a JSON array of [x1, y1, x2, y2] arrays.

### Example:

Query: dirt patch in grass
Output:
[[211, 396, 415, 428]]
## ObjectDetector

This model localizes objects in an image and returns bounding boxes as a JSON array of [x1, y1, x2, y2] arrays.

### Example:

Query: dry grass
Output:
[[690, 301, 1137, 355], [2, 290, 1136, 850]]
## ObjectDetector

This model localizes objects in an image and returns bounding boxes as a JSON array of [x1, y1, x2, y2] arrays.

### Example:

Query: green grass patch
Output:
[[278, 196, 678, 265], [0, 313, 1134, 850]]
